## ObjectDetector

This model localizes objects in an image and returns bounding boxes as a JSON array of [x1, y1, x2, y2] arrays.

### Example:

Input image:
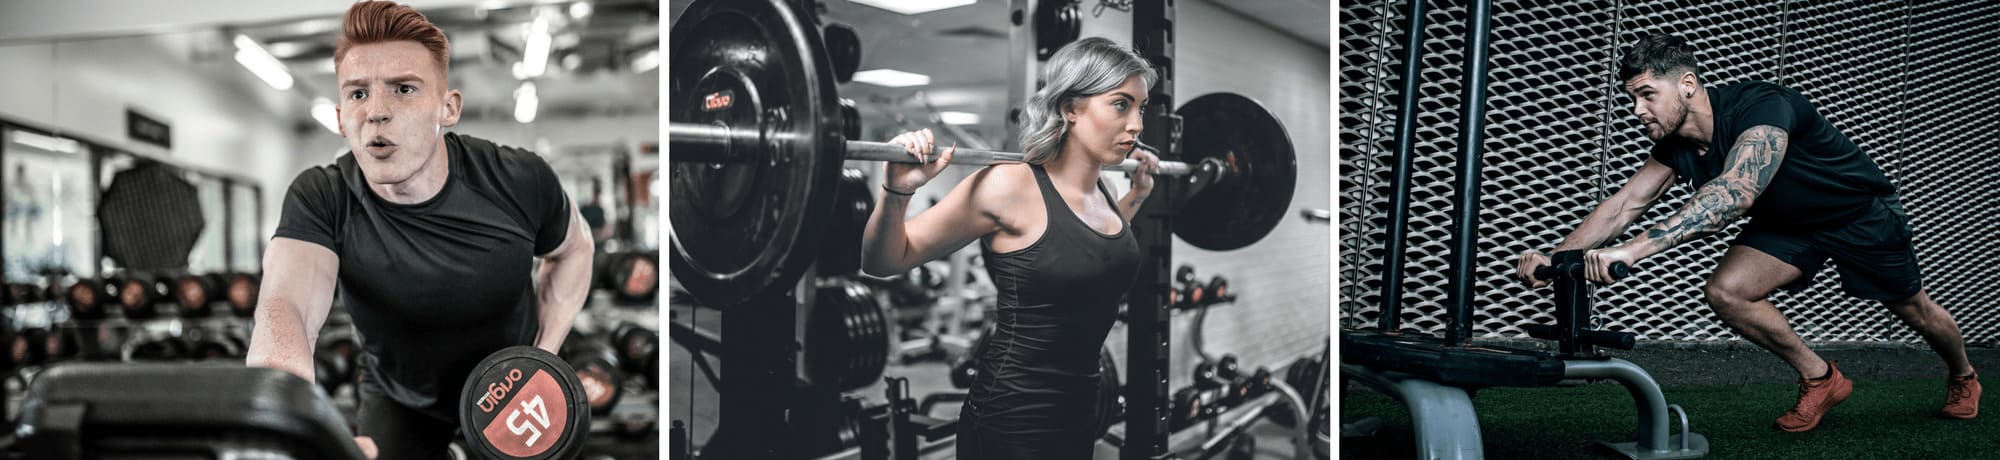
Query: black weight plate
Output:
[[839, 98, 861, 141], [1034, 0, 1081, 60], [823, 22, 861, 83], [816, 168, 873, 275], [460, 346, 590, 460], [1173, 93, 1297, 251], [669, 0, 846, 307], [804, 282, 889, 391]]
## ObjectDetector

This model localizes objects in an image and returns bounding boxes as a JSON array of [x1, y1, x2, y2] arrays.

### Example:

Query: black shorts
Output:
[[1734, 194, 1922, 301]]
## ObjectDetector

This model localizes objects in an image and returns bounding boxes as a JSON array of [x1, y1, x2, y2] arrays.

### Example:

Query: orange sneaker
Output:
[[1941, 372, 1980, 420], [1776, 361, 1853, 432]]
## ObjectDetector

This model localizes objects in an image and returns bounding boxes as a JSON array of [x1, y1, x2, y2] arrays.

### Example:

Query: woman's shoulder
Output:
[[946, 163, 1037, 217], [965, 163, 1035, 195]]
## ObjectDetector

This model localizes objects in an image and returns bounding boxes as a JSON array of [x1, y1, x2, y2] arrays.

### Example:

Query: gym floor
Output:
[[1341, 343, 2000, 459]]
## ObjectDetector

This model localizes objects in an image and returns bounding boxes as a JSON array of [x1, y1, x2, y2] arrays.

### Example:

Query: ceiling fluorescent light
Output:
[[851, 69, 930, 87], [311, 98, 340, 135], [631, 49, 660, 73], [569, 2, 593, 19], [939, 111, 980, 125], [12, 131, 81, 154], [233, 34, 293, 90], [849, 0, 976, 15], [515, 82, 539, 124], [515, 16, 552, 78]]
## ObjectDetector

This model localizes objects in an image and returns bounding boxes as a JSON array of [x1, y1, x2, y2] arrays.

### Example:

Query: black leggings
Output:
[[356, 377, 460, 460]]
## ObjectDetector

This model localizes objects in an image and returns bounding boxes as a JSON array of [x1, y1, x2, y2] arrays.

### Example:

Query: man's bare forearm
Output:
[[246, 299, 318, 383], [534, 251, 592, 354], [1630, 126, 1786, 254], [1554, 195, 1652, 251], [1631, 177, 1752, 252]]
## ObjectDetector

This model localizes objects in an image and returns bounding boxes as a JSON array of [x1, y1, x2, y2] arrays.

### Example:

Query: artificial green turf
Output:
[[1339, 378, 1998, 459]]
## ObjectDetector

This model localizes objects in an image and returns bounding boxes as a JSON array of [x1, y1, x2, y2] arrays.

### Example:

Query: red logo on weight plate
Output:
[[480, 369, 570, 458]]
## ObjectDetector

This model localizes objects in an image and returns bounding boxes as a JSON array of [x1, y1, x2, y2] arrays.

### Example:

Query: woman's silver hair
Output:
[[1018, 37, 1156, 164]]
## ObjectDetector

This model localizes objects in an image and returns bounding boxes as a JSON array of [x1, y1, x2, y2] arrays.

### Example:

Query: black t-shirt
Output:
[[1649, 81, 1895, 229], [274, 132, 571, 422]]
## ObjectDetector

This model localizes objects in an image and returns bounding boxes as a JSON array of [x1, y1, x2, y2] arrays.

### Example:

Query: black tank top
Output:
[[966, 164, 1142, 429]]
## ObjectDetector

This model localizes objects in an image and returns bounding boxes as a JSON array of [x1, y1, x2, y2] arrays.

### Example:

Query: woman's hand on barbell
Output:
[[1127, 147, 1161, 197], [884, 128, 955, 195]]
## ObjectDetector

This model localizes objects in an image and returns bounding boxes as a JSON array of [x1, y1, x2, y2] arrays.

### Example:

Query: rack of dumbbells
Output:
[[1121, 265, 1321, 460], [0, 132, 270, 430], [557, 249, 665, 449]]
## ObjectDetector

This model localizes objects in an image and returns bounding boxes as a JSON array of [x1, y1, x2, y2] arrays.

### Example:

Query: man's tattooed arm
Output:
[[1636, 125, 1788, 253]]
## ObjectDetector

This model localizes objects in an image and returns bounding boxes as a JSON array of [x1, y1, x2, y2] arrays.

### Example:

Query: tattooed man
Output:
[[1513, 33, 1979, 432]]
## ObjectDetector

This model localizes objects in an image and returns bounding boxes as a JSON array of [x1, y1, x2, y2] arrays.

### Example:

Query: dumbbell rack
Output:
[[1164, 272, 1319, 460], [0, 271, 262, 427], [572, 290, 665, 439]]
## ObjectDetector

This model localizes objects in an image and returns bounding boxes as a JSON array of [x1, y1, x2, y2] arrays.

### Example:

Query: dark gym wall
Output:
[[1339, 0, 2000, 344]]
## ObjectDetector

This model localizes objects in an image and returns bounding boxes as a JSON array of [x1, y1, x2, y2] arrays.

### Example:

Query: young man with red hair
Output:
[[244, 2, 594, 457]]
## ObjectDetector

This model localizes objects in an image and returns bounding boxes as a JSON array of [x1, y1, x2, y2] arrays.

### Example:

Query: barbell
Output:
[[669, 122, 1205, 176], [668, 0, 1298, 307]]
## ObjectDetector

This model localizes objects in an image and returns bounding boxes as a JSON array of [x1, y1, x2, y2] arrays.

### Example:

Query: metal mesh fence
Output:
[[1339, 0, 2000, 344]]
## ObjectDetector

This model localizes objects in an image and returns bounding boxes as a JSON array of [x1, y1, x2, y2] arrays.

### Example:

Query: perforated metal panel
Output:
[[1339, 1, 2000, 344]]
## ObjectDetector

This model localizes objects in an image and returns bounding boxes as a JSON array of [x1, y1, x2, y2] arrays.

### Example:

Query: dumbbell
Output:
[[110, 274, 168, 320], [597, 252, 660, 303], [77, 324, 127, 361], [1240, 366, 1274, 399], [315, 337, 360, 395], [1193, 362, 1222, 390], [1192, 355, 1239, 390], [1206, 276, 1230, 304], [224, 272, 261, 318], [66, 278, 111, 321], [563, 338, 626, 416], [9, 327, 50, 367], [459, 346, 591, 459], [174, 274, 217, 317], [123, 333, 189, 362], [1271, 356, 1325, 428], [5, 283, 47, 305], [1170, 386, 1208, 431], [611, 323, 658, 379], [1211, 355, 1246, 405], [45, 327, 81, 363], [187, 327, 246, 360]]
